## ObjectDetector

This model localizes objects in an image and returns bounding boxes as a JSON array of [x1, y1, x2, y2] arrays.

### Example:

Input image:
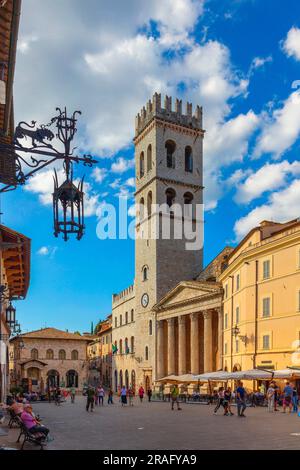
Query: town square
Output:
[[1, 0, 300, 457]]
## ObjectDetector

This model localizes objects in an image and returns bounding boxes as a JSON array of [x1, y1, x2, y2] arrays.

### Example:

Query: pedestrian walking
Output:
[[86, 385, 95, 412], [267, 383, 275, 412], [120, 386, 127, 406], [107, 388, 114, 405], [282, 382, 293, 413], [214, 387, 225, 415], [138, 385, 145, 403], [70, 386, 76, 404], [292, 385, 298, 413], [147, 387, 152, 402], [98, 386, 105, 406], [273, 382, 280, 411], [128, 386, 134, 406], [223, 387, 234, 416], [170, 384, 182, 411], [236, 382, 247, 417]]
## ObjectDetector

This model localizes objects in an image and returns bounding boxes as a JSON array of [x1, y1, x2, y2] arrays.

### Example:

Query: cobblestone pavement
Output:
[[1, 396, 300, 450]]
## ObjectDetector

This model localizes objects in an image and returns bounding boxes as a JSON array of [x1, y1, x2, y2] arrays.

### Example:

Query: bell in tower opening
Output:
[[53, 168, 85, 241]]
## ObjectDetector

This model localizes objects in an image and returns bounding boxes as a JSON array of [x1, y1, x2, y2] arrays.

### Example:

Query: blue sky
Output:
[[4, 0, 300, 333]]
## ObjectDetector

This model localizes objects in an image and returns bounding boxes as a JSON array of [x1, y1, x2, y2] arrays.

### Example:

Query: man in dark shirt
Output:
[[236, 381, 247, 417], [86, 385, 95, 412]]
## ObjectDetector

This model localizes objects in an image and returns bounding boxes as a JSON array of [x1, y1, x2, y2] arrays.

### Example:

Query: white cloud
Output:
[[92, 167, 107, 183], [254, 90, 300, 159], [17, 0, 257, 211], [283, 26, 300, 61], [125, 177, 135, 188], [111, 157, 135, 174], [234, 179, 300, 240], [37, 246, 49, 255], [235, 160, 300, 204], [249, 55, 272, 74]]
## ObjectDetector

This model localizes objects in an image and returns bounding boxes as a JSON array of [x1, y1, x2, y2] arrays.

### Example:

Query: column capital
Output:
[[157, 319, 164, 329], [178, 315, 186, 326], [190, 312, 199, 322], [166, 317, 175, 325], [202, 310, 211, 320]]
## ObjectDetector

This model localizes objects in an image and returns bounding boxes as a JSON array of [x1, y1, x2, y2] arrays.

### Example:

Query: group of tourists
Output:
[[85, 384, 153, 411], [85, 385, 114, 412], [213, 380, 300, 417]]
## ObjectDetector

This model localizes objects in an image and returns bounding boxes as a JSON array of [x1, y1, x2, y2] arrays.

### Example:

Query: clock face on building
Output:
[[141, 293, 149, 308]]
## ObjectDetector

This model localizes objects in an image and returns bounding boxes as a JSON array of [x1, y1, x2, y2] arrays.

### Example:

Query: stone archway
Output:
[[47, 369, 60, 389], [66, 370, 78, 388]]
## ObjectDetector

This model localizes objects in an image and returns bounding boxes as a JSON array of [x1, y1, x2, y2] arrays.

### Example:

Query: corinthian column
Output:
[[156, 320, 165, 379], [203, 311, 213, 372], [167, 318, 175, 375], [217, 308, 223, 370], [190, 313, 199, 375], [178, 315, 187, 376]]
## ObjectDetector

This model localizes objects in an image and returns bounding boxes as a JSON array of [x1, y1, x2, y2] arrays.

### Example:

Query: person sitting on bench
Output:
[[9, 399, 24, 416], [21, 404, 49, 438]]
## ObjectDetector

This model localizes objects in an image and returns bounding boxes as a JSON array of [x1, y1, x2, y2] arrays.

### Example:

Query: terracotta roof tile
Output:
[[18, 327, 92, 341]]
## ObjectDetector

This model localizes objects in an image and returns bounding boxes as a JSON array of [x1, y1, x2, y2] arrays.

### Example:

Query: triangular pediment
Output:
[[154, 281, 222, 310]]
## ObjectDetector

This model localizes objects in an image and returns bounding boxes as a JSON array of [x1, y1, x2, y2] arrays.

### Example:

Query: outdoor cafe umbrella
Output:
[[223, 369, 274, 381], [156, 375, 181, 384], [176, 374, 200, 384], [193, 371, 231, 382], [273, 368, 300, 379]]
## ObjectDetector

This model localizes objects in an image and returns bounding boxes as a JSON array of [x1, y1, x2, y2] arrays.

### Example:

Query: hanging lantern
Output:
[[6, 302, 16, 327], [53, 169, 85, 241]]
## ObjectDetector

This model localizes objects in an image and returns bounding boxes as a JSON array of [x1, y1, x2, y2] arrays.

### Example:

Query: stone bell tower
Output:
[[133, 93, 204, 386]]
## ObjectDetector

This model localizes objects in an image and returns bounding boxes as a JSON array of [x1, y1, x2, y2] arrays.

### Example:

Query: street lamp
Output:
[[232, 323, 248, 344], [0, 107, 98, 240], [5, 302, 16, 328]]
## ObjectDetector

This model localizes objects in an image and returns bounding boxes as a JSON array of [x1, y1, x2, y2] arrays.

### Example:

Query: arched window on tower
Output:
[[185, 146, 193, 172], [145, 346, 149, 361], [147, 191, 152, 217], [140, 152, 145, 177], [184, 192, 193, 217], [131, 336, 135, 353], [149, 320, 153, 336], [139, 197, 144, 223], [142, 265, 148, 281], [166, 188, 176, 208], [165, 140, 176, 168], [147, 144, 152, 172], [125, 311, 128, 324], [131, 309, 134, 322]]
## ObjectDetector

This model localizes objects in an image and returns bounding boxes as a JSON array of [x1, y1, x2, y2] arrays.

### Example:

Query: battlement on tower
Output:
[[135, 93, 203, 137]]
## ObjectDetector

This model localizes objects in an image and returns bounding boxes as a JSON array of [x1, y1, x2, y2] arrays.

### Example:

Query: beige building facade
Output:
[[10, 328, 91, 392], [219, 219, 300, 380]]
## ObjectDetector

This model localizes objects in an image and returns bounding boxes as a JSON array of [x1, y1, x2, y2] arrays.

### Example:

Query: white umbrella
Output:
[[273, 369, 300, 379], [193, 371, 231, 382], [224, 369, 274, 380]]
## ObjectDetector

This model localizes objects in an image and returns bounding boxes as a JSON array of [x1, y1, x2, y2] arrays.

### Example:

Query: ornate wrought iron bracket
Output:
[[0, 108, 98, 240]]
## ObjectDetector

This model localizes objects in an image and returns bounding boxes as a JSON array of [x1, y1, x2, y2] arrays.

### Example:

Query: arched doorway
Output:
[[125, 370, 129, 389], [47, 370, 60, 389], [145, 375, 150, 391], [119, 370, 123, 388], [66, 370, 78, 388]]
